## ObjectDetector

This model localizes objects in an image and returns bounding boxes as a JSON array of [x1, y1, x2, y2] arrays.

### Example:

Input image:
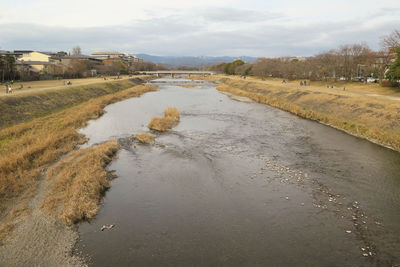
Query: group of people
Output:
[[300, 80, 308, 86]]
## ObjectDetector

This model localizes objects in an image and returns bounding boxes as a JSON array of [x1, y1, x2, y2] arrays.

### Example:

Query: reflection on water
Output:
[[77, 78, 400, 266]]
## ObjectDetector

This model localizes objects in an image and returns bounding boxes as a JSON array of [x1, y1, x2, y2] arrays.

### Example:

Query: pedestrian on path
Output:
[[5, 84, 9, 94]]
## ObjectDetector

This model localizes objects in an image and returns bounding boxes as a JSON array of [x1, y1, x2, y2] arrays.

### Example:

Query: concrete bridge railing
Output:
[[139, 71, 215, 77]]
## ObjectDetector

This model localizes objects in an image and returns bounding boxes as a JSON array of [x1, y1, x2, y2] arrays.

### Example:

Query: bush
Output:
[[381, 79, 399, 87]]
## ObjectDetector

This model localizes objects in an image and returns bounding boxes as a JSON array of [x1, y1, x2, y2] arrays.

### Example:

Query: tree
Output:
[[223, 59, 245, 75], [381, 29, 400, 50], [72, 46, 82, 56], [385, 46, 400, 85], [0, 54, 16, 82]]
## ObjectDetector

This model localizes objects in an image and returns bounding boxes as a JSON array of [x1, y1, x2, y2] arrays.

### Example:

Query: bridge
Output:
[[139, 70, 215, 77]]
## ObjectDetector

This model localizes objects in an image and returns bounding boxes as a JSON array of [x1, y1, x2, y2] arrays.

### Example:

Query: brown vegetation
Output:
[[180, 84, 196, 88], [0, 84, 157, 234], [134, 132, 155, 144], [40, 141, 119, 225], [205, 75, 400, 151], [148, 107, 180, 132], [164, 107, 180, 120]]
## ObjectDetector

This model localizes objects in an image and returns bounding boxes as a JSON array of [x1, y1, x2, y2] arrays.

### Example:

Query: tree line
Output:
[[210, 29, 400, 86]]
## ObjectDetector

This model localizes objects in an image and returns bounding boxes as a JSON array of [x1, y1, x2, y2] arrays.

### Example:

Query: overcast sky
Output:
[[0, 0, 399, 57]]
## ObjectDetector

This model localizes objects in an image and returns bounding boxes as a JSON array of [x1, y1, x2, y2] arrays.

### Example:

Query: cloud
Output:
[[198, 7, 282, 23], [0, 2, 399, 57]]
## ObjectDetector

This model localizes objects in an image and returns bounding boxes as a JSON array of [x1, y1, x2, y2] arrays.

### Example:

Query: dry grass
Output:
[[201, 74, 400, 97], [134, 132, 155, 144], [0, 223, 15, 242], [40, 141, 119, 225], [148, 117, 176, 132], [164, 107, 180, 120], [180, 84, 196, 88], [0, 84, 157, 232], [148, 107, 180, 132], [211, 76, 400, 151]]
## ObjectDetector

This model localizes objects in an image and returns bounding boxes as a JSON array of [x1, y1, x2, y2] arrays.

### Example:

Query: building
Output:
[[91, 51, 125, 60], [14, 51, 53, 72], [59, 55, 103, 66], [91, 51, 143, 66]]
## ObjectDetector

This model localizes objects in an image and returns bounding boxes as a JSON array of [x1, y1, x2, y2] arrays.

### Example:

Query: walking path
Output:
[[228, 76, 400, 101], [0, 76, 131, 97]]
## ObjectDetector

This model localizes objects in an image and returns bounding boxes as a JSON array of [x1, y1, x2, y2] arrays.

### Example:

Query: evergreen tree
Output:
[[386, 47, 400, 85]]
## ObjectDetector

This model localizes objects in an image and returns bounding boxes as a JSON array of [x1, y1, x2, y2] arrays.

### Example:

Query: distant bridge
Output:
[[139, 70, 215, 77]]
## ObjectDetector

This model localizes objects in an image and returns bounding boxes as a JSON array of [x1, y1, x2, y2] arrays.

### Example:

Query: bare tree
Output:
[[72, 46, 82, 56], [381, 29, 400, 50]]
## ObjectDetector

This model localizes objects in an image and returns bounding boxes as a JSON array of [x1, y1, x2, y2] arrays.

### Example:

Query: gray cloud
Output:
[[0, 9, 399, 57], [198, 7, 282, 23]]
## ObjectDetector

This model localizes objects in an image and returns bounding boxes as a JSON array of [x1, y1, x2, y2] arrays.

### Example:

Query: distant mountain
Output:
[[135, 54, 258, 67]]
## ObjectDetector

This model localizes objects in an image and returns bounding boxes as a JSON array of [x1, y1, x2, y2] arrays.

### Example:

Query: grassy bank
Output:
[[41, 141, 120, 225], [0, 78, 150, 128], [202, 75, 400, 152], [0, 84, 157, 239]]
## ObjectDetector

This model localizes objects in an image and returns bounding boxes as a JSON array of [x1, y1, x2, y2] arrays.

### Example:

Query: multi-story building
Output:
[[91, 51, 143, 66]]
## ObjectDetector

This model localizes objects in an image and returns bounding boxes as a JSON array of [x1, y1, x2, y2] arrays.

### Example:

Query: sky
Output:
[[0, 0, 399, 57]]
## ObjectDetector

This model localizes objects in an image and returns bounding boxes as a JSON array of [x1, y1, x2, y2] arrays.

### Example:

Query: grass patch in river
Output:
[[134, 132, 155, 145], [180, 84, 196, 88], [148, 107, 180, 132]]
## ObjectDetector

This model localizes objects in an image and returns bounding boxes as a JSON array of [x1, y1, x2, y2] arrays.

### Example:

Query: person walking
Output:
[[8, 85, 13, 93], [5, 84, 8, 94]]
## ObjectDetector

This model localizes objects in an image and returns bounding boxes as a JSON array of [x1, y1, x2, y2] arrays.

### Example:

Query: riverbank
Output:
[[197, 75, 400, 152], [0, 77, 153, 128], [0, 81, 157, 265]]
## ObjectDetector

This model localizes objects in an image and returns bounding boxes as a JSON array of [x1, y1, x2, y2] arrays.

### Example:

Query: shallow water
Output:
[[77, 78, 400, 266]]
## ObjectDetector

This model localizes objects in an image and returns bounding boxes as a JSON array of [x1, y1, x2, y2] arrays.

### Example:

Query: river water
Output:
[[77, 78, 400, 266]]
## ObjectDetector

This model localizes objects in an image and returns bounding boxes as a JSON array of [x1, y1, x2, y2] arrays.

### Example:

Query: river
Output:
[[76, 78, 400, 266]]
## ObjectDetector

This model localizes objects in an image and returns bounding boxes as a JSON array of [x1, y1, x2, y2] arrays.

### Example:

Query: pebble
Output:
[[345, 230, 352, 233]]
